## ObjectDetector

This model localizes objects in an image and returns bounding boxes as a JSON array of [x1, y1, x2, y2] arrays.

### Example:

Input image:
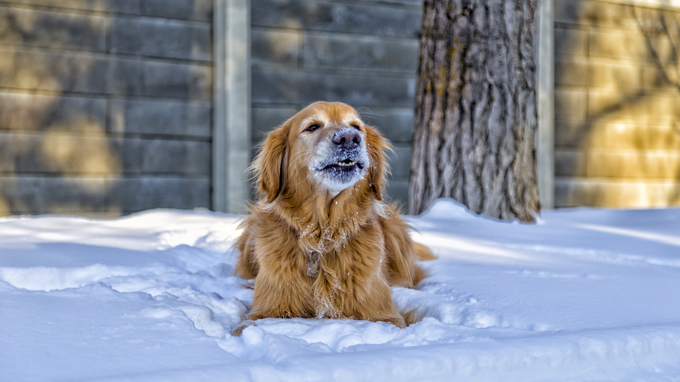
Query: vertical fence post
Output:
[[537, 0, 555, 210], [213, 0, 251, 214]]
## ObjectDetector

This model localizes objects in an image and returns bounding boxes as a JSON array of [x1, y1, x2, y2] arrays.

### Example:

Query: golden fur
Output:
[[234, 101, 434, 329]]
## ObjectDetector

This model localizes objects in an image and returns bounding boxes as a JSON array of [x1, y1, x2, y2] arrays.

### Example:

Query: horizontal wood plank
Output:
[[0, 175, 210, 214], [1, 0, 212, 22], [251, 0, 421, 38], [0, 48, 211, 99], [0, 132, 211, 175], [252, 68, 416, 107]]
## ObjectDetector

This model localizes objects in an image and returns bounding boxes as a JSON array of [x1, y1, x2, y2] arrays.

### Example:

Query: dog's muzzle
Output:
[[313, 128, 369, 190], [318, 129, 366, 172]]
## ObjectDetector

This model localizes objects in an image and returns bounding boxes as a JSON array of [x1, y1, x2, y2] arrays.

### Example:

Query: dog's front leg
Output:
[[248, 269, 315, 321], [352, 281, 407, 328]]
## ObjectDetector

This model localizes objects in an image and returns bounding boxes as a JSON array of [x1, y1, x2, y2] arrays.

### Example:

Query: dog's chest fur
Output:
[[254, 204, 390, 319]]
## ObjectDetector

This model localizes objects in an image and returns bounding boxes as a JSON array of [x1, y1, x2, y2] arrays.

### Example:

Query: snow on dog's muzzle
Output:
[[311, 127, 370, 193]]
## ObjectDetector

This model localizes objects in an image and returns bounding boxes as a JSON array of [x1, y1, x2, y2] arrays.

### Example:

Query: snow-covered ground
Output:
[[1, 199, 680, 381]]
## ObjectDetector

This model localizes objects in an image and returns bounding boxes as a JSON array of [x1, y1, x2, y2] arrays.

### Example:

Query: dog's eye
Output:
[[351, 124, 361, 130], [305, 124, 320, 132]]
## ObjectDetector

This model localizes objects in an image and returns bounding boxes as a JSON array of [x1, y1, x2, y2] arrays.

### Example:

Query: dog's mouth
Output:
[[311, 143, 370, 193], [313, 152, 369, 193], [322, 158, 364, 173]]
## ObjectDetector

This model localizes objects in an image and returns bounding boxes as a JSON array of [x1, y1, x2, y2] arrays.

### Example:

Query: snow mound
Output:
[[418, 198, 480, 221]]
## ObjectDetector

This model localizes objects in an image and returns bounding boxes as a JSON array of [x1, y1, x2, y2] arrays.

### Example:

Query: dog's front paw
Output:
[[384, 316, 407, 328], [231, 319, 256, 336]]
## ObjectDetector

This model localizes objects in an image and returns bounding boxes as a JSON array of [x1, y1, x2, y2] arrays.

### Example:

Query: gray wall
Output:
[[250, 0, 422, 207], [0, 0, 213, 216]]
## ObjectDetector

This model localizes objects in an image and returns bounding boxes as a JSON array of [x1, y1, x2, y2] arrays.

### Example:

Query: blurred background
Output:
[[0, 0, 679, 216]]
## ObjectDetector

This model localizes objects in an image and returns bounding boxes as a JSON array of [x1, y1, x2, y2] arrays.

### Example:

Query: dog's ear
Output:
[[253, 126, 288, 203], [365, 125, 391, 201]]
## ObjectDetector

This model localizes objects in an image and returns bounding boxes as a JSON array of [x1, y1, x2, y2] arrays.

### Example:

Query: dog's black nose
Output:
[[332, 129, 361, 149]]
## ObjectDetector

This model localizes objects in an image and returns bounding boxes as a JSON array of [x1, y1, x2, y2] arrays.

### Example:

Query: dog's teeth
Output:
[[331, 161, 357, 167]]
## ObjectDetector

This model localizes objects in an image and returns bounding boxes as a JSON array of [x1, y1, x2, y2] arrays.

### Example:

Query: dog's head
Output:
[[253, 102, 390, 203]]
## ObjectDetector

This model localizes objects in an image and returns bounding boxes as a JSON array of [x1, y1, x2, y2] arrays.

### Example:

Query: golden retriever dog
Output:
[[234, 101, 434, 330]]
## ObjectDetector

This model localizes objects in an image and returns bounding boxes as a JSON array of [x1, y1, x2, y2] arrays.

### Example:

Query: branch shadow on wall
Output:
[[555, 0, 680, 208], [0, 8, 122, 216], [633, 3, 680, 204]]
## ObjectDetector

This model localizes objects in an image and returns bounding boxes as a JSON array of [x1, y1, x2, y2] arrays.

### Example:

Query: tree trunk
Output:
[[409, 0, 540, 221]]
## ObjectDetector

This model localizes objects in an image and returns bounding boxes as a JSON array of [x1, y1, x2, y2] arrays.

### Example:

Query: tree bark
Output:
[[409, 0, 540, 221]]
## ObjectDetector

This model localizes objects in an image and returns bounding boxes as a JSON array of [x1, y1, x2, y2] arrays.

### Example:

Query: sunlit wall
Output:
[[555, 0, 680, 208]]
